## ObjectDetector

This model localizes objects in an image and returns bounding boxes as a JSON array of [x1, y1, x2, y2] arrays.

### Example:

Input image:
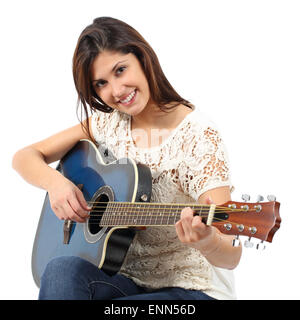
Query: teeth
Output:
[[120, 90, 135, 103]]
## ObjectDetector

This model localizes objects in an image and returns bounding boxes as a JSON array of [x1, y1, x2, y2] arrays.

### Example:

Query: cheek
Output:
[[138, 75, 150, 98], [97, 88, 111, 103]]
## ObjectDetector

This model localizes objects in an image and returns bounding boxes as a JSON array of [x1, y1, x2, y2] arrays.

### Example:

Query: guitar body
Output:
[[31, 140, 152, 287]]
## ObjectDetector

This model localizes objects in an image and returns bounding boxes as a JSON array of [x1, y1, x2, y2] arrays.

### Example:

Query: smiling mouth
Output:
[[119, 89, 137, 106]]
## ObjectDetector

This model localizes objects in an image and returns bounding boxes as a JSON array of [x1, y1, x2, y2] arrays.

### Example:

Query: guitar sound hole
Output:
[[88, 193, 109, 235]]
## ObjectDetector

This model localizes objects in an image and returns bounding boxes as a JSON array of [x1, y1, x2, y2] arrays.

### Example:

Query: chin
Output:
[[124, 108, 142, 117], [118, 103, 145, 117]]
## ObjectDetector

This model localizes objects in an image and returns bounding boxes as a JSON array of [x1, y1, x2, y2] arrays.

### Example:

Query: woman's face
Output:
[[91, 50, 151, 116]]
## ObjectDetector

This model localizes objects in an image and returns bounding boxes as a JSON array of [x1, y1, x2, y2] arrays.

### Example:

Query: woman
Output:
[[12, 17, 242, 300]]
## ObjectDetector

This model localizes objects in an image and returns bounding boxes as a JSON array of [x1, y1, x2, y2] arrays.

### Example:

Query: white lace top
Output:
[[91, 105, 236, 300]]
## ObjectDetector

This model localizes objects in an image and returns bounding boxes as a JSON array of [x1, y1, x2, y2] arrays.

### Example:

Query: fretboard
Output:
[[99, 202, 213, 227]]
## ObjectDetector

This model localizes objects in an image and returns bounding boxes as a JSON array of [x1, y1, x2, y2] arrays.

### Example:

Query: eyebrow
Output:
[[92, 59, 128, 83]]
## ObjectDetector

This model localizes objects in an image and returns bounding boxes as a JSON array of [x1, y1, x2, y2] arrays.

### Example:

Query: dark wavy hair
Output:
[[72, 17, 192, 141]]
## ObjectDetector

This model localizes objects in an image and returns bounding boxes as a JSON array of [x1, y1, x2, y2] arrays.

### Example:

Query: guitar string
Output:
[[77, 201, 257, 231], [85, 206, 255, 214], [86, 215, 226, 225], [86, 208, 237, 213], [85, 215, 257, 236], [84, 212, 254, 229], [84, 205, 257, 229], [86, 201, 238, 211]]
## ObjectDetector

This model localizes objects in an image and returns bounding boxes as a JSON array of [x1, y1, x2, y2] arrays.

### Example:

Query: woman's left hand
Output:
[[175, 197, 216, 250]]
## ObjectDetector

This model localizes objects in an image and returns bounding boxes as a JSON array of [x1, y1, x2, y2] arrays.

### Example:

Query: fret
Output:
[[173, 205, 177, 225], [100, 202, 213, 227], [107, 202, 113, 226], [165, 205, 171, 225], [101, 202, 109, 226], [118, 202, 124, 226], [156, 204, 165, 226], [175, 204, 181, 225], [106, 202, 113, 226], [156, 204, 161, 225], [199, 204, 203, 219], [130, 203, 137, 226], [148, 204, 154, 226], [162, 204, 169, 225], [124, 202, 129, 226], [102, 202, 108, 226], [154, 204, 159, 226], [136, 203, 142, 226], [142, 203, 148, 226], [117, 202, 122, 226], [140, 203, 147, 226], [125, 203, 131, 226], [108, 202, 113, 226], [114, 202, 120, 226], [139, 203, 144, 226], [122, 202, 127, 226], [151, 204, 158, 226], [166, 205, 171, 226], [144, 203, 150, 226], [111, 202, 120, 226], [160, 204, 166, 225], [124, 203, 129, 226], [125, 202, 131, 226], [129, 203, 135, 226]]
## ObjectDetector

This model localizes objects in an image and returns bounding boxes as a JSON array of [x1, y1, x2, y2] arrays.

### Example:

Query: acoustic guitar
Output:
[[31, 139, 281, 287]]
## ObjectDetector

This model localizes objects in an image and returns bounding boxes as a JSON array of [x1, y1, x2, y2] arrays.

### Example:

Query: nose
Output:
[[111, 81, 126, 102]]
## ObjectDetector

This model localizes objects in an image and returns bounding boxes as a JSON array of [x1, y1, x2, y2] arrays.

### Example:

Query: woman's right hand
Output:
[[47, 174, 91, 223]]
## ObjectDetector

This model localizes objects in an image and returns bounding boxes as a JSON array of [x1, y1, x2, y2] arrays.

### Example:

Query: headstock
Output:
[[213, 194, 281, 249]]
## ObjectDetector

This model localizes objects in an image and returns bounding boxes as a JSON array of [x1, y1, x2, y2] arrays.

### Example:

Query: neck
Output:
[[131, 102, 170, 130]]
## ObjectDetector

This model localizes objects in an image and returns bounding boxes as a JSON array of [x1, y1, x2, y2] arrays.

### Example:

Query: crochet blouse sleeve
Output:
[[178, 120, 232, 202]]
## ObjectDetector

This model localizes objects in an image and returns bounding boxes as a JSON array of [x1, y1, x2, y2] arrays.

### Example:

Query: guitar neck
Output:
[[99, 202, 221, 227]]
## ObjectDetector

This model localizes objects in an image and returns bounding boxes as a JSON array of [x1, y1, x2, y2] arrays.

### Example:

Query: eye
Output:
[[95, 80, 106, 88], [116, 66, 126, 75]]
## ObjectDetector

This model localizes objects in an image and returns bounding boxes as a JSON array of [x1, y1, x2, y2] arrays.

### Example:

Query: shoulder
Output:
[[183, 107, 221, 139], [188, 107, 218, 129]]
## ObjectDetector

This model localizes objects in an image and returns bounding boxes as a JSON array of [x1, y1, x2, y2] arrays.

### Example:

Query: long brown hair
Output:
[[72, 17, 192, 142]]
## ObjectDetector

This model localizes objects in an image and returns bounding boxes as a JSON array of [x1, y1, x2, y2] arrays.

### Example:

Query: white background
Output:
[[1, 0, 299, 300]]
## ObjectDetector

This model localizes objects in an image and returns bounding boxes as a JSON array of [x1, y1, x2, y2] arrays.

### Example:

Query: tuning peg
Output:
[[241, 194, 250, 202], [267, 195, 276, 201], [244, 237, 254, 248], [256, 240, 266, 250], [256, 195, 264, 202], [232, 235, 240, 247]]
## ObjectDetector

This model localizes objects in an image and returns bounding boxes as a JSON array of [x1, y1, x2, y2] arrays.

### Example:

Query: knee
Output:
[[41, 256, 80, 281], [39, 256, 88, 300]]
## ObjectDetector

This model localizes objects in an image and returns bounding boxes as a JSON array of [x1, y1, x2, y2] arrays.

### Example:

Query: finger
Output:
[[68, 195, 89, 220], [175, 220, 186, 241], [53, 205, 68, 221], [75, 187, 92, 211], [180, 207, 194, 237], [191, 215, 204, 230], [62, 201, 86, 223]]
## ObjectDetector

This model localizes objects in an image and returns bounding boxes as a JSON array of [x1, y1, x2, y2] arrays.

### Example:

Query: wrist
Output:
[[199, 229, 222, 257], [43, 167, 65, 192]]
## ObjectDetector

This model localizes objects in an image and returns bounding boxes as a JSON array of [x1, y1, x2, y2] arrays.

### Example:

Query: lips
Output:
[[119, 89, 137, 106]]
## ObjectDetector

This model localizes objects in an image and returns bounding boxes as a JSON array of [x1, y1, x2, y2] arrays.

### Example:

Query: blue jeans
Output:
[[38, 256, 215, 300]]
